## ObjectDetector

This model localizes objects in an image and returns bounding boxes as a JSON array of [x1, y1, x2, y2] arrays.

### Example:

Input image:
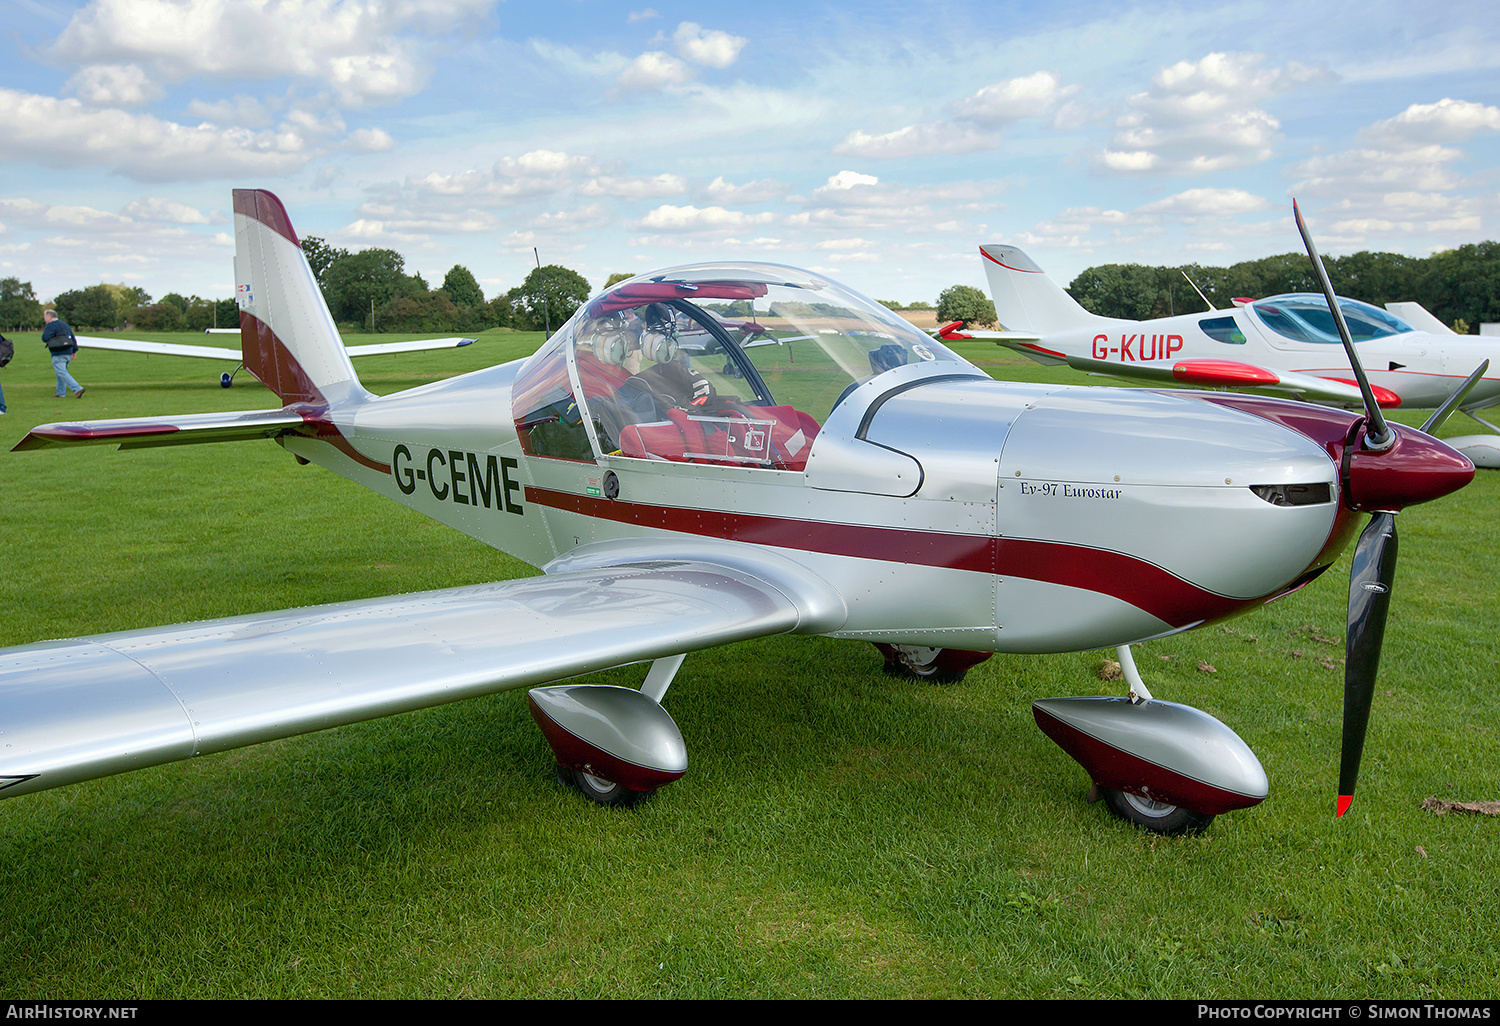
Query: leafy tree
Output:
[[488, 292, 517, 329], [0, 277, 42, 330], [52, 285, 121, 329], [604, 272, 635, 289], [936, 284, 997, 327], [516, 265, 591, 334], [1067, 265, 1162, 321], [133, 302, 187, 331], [441, 264, 485, 308], [301, 236, 349, 290], [322, 248, 414, 327], [1416, 241, 1500, 330]]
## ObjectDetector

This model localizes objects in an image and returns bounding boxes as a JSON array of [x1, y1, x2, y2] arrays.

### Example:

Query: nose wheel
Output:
[[1100, 787, 1215, 835]]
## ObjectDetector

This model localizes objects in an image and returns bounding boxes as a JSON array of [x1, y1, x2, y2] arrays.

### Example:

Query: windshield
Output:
[[514, 262, 969, 470], [1249, 294, 1416, 344]]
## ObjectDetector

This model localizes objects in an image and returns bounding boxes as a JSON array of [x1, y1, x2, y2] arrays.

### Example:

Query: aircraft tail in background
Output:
[[979, 244, 1109, 337]]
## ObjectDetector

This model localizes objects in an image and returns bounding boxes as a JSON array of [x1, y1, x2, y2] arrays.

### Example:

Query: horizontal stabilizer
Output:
[[345, 337, 476, 356], [11, 408, 310, 451]]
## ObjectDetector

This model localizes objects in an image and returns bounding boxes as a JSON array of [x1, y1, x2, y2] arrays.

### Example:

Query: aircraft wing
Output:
[[933, 324, 1069, 366], [76, 335, 475, 361], [78, 335, 242, 361], [940, 323, 1395, 405], [0, 559, 816, 800]]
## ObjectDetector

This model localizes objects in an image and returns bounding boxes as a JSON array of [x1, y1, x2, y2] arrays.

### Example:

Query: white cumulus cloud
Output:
[[53, 0, 493, 106], [66, 63, 163, 106], [1096, 52, 1328, 176], [0, 87, 311, 181], [836, 70, 1078, 159], [673, 22, 747, 69]]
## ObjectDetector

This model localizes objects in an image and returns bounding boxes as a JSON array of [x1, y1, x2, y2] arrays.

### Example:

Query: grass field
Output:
[[1, 330, 1497, 999]]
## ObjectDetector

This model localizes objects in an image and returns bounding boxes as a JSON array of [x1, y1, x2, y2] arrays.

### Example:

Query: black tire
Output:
[[220, 372, 233, 388], [1101, 787, 1215, 835], [558, 765, 655, 808], [873, 643, 986, 684]]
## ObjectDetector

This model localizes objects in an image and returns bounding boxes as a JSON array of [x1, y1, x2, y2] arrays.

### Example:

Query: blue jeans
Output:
[[52, 352, 83, 396], [1, 377, 6, 412]]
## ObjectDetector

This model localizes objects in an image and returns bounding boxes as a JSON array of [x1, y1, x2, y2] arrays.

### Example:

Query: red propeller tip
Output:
[[1336, 795, 1354, 817]]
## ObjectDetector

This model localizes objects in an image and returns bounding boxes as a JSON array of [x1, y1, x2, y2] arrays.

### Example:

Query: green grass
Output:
[[1, 332, 1498, 998]]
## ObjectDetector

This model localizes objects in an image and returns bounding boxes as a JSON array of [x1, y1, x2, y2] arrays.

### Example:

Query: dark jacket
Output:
[[42, 319, 77, 355]]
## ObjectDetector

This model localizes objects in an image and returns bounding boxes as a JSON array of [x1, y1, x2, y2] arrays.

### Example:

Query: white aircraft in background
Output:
[[78, 327, 474, 388], [0, 192, 1480, 836], [943, 244, 1500, 467]]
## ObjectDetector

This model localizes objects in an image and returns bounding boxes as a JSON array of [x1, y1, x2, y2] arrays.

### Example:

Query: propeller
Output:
[[1293, 200, 1479, 817], [1294, 200, 1394, 452], [1420, 359, 1489, 435], [1339, 511, 1396, 817]]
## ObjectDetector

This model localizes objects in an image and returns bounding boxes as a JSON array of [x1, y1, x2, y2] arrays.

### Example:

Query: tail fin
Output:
[[980, 244, 1106, 336], [234, 189, 364, 407]]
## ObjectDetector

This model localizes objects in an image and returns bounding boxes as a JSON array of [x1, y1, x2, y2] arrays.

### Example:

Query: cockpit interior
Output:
[[512, 264, 966, 471]]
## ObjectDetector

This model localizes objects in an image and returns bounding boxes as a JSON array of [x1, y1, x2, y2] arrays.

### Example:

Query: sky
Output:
[[2, 0, 1498, 309]]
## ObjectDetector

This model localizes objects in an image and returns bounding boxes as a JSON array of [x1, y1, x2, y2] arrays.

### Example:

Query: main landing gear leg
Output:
[[1095, 644, 1215, 834]]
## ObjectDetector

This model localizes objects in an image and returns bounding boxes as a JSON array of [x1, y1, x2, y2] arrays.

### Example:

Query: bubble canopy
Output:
[[1248, 294, 1417, 344], [512, 263, 971, 470]]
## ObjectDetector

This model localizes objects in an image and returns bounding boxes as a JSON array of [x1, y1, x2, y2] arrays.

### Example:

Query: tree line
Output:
[[299, 237, 596, 334], [0, 241, 602, 335], [1065, 243, 1500, 333], [9, 238, 1494, 336]]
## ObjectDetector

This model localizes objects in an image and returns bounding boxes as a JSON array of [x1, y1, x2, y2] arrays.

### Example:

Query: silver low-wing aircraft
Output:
[[79, 325, 474, 388], [947, 244, 1500, 468], [0, 190, 1478, 834]]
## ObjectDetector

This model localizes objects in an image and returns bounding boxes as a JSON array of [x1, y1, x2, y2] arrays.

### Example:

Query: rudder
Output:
[[234, 190, 364, 407]]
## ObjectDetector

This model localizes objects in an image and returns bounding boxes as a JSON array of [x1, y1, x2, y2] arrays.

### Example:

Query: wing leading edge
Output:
[[0, 559, 815, 801]]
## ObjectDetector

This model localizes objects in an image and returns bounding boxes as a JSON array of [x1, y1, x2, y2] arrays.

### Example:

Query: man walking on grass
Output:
[[41, 309, 85, 399]]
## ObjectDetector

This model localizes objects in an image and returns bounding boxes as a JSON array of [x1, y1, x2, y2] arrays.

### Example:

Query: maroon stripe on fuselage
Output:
[[526, 486, 1261, 626], [295, 411, 390, 474], [229, 311, 388, 474]]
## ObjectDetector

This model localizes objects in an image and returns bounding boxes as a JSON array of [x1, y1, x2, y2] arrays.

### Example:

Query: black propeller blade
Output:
[[1293, 198, 1411, 817], [1339, 511, 1398, 817], [1293, 198, 1394, 451], [1421, 360, 1489, 435]]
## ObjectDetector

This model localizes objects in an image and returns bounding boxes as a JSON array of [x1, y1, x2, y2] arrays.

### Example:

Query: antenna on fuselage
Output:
[[1182, 271, 1218, 312], [534, 246, 552, 339]]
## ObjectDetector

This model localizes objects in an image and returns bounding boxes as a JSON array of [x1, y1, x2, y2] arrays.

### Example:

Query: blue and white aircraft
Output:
[[950, 244, 1500, 467]]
